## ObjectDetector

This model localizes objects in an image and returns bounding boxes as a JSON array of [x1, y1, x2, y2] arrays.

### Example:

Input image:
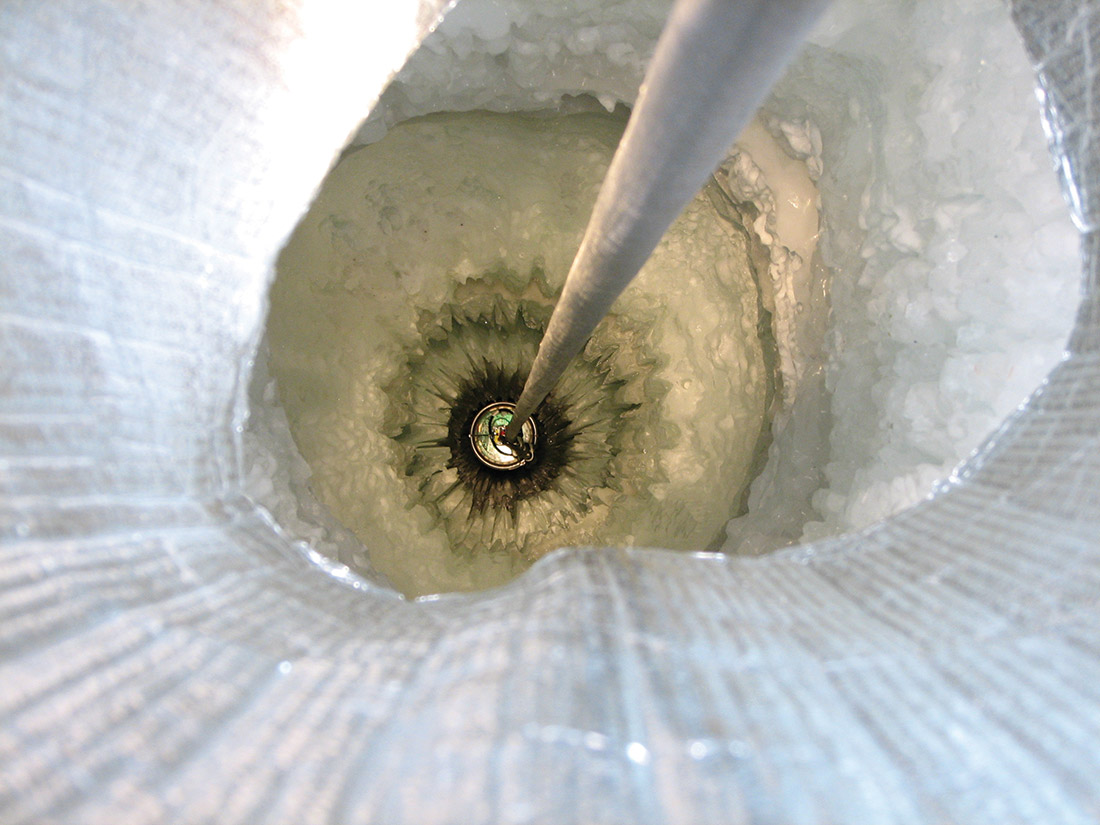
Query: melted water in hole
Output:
[[266, 111, 777, 596]]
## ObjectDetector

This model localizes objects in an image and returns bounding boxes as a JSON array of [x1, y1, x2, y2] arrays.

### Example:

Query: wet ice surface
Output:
[[245, 0, 1079, 595], [264, 112, 771, 596]]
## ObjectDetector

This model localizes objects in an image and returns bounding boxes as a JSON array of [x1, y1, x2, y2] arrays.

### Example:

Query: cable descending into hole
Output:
[[505, 0, 829, 441]]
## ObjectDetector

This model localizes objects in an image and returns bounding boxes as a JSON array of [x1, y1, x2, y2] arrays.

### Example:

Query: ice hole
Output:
[[246, 0, 1079, 598]]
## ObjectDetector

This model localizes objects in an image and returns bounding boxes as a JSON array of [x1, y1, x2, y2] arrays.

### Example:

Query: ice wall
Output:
[[801, 1, 1079, 536], [2, 0, 1100, 823]]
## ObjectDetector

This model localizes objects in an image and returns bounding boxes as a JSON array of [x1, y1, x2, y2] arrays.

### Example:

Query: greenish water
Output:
[[267, 111, 773, 596]]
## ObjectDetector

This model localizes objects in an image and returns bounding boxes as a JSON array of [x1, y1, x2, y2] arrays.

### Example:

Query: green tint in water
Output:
[[469, 403, 535, 470], [267, 111, 774, 597]]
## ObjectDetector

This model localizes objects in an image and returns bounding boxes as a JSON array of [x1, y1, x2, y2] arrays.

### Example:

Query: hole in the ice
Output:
[[246, 0, 1080, 600], [258, 108, 778, 596]]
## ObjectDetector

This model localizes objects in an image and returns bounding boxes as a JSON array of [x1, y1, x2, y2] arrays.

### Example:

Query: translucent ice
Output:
[[265, 112, 773, 595]]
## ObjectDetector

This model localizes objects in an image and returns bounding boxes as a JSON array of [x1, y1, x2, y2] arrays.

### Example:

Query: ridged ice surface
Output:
[[2, 0, 1100, 823], [267, 112, 771, 595]]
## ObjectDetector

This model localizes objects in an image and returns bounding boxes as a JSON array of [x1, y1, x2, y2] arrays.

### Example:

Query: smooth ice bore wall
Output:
[[266, 111, 777, 597]]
